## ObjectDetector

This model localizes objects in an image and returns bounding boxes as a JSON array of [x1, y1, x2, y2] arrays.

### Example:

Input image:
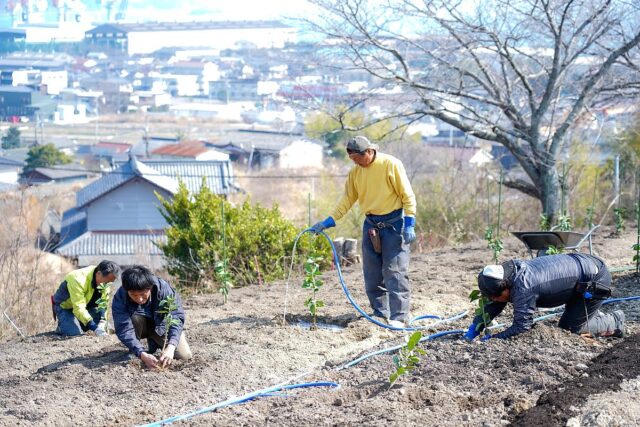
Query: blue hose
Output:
[[337, 295, 640, 369], [300, 229, 467, 331], [137, 381, 340, 426]]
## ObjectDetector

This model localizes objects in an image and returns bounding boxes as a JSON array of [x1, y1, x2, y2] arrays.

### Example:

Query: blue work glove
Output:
[[462, 323, 480, 341], [480, 334, 493, 342], [86, 320, 98, 331], [403, 216, 416, 244], [310, 216, 335, 233]]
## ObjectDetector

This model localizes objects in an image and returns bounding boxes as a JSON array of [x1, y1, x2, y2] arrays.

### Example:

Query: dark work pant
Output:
[[558, 268, 619, 336], [362, 210, 411, 322], [131, 314, 192, 359]]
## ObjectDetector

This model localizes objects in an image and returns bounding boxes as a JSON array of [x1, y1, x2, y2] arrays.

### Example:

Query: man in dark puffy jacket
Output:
[[112, 265, 192, 369], [463, 253, 625, 341]]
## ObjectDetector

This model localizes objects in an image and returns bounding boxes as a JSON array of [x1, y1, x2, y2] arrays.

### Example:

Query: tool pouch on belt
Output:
[[368, 228, 382, 253], [575, 281, 612, 300]]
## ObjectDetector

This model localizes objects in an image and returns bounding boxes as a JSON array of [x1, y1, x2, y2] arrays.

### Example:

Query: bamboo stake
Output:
[[3, 311, 25, 339]]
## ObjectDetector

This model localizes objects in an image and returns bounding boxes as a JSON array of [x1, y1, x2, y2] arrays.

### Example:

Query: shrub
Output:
[[157, 179, 331, 289]]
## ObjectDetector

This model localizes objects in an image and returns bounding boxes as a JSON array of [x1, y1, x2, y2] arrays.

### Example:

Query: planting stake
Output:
[[221, 201, 226, 264], [636, 194, 640, 274], [496, 169, 503, 239], [308, 192, 311, 228], [588, 170, 599, 228], [3, 310, 25, 338]]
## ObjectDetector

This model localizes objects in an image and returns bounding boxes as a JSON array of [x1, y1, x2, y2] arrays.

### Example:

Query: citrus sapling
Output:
[[157, 295, 181, 356], [539, 213, 551, 231], [633, 243, 640, 275], [302, 255, 325, 329], [545, 245, 562, 255], [214, 260, 233, 304], [469, 289, 491, 338], [613, 207, 625, 236], [484, 227, 503, 263], [95, 283, 110, 333], [556, 214, 572, 231], [389, 330, 425, 389]]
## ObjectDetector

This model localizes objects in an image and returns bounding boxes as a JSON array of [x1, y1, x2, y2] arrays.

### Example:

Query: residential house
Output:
[[212, 129, 323, 170], [0, 156, 24, 190], [90, 141, 132, 163], [0, 85, 37, 120], [84, 21, 297, 56], [20, 166, 97, 186], [209, 79, 259, 102], [55, 155, 237, 267], [151, 141, 229, 161]]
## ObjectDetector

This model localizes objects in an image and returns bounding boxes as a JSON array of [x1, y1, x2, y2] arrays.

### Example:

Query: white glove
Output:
[[95, 320, 108, 337], [159, 344, 176, 368]]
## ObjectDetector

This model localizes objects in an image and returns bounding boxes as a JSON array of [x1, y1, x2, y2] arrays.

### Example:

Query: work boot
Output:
[[612, 310, 626, 338]]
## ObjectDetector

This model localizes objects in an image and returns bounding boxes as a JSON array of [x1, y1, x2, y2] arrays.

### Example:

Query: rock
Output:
[[575, 363, 589, 371], [566, 416, 580, 427]]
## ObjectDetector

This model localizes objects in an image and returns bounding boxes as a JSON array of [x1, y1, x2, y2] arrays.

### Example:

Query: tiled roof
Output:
[[28, 167, 95, 180], [151, 141, 210, 157], [58, 207, 87, 248], [115, 159, 238, 195], [76, 156, 178, 208], [55, 231, 166, 257], [93, 142, 132, 154]]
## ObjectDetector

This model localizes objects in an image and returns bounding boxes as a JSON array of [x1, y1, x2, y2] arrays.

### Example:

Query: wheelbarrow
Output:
[[511, 225, 600, 258]]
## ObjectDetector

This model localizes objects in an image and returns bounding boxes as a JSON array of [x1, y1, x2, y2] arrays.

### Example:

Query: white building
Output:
[[279, 140, 323, 169], [85, 21, 297, 56]]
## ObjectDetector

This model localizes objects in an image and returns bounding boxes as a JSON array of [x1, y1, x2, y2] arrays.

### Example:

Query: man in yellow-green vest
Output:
[[312, 136, 417, 328], [52, 260, 121, 337]]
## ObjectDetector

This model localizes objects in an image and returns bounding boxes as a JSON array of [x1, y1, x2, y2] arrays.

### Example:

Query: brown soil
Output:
[[1, 227, 639, 426]]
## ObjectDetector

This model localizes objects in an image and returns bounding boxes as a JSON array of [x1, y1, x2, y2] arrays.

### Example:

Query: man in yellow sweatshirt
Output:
[[52, 260, 120, 337], [312, 136, 417, 328]]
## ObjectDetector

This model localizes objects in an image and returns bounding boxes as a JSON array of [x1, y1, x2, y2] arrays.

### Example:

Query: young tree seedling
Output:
[[158, 295, 181, 356], [469, 289, 491, 338], [484, 227, 503, 264], [556, 214, 572, 231], [389, 330, 425, 389], [539, 213, 551, 231], [214, 260, 233, 304], [95, 283, 110, 333], [613, 207, 625, 236], [633, 243, 640, 275], [545, 245, 563, 255], [302, 255, 325, 329]]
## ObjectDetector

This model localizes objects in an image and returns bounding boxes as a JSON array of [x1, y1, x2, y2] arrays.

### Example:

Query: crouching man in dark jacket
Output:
[[463, 253, 625, 341], [112, 265, 192, 369]]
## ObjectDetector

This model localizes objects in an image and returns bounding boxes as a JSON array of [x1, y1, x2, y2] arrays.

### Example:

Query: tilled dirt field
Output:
[[1, 228, 639, 426]]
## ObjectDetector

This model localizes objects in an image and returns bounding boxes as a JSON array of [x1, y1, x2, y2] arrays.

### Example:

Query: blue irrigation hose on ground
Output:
[[296, 229, 467, 331], [338, 295, 640, 369], [137, 381, 340, 427]]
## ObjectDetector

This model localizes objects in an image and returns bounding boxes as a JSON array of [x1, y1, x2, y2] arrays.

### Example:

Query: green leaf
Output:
[[389, 372, 399, 385], [469, 289, 480, 302], [407, 331, 422, 349]]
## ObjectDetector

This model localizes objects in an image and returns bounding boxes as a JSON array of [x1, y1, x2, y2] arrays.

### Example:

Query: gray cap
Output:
[[347, 136, 378, 153]]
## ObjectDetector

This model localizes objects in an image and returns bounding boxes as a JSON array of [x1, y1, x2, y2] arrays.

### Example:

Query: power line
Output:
[[19, 164, 351, 180]]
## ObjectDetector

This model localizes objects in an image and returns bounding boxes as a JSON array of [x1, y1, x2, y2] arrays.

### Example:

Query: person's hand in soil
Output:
[[159, 344, 176, 368], [140, 352, 160, 370]]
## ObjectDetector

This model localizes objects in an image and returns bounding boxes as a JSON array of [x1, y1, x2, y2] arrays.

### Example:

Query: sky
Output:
[[123, 0, 318, 22]]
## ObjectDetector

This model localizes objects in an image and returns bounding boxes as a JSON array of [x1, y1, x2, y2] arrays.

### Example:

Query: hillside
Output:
[[0, 227, 639, 426]]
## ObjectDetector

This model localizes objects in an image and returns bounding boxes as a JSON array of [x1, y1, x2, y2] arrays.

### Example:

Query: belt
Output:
[[365, 213, 403, 231]]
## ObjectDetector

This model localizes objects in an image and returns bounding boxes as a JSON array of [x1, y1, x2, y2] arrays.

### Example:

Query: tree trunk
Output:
[[539, 167, 560, 224]]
